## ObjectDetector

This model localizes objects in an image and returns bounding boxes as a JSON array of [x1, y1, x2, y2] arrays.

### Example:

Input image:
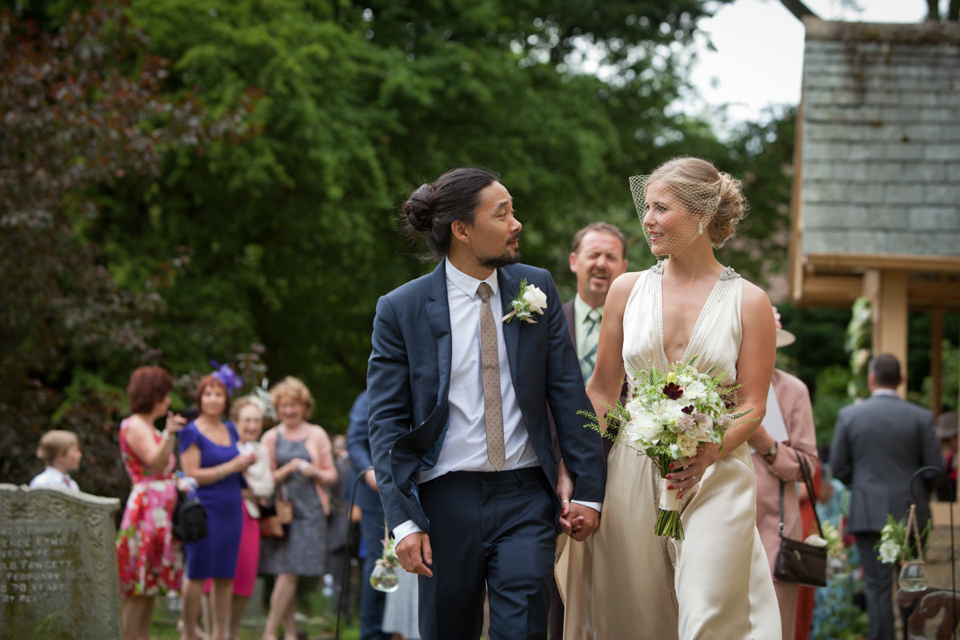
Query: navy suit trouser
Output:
[[417, 467, 556, 640], [360, 509, 392, 640]]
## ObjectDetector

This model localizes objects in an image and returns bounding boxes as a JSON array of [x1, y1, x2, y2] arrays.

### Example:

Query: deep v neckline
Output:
[[652, 260, 737, 365]]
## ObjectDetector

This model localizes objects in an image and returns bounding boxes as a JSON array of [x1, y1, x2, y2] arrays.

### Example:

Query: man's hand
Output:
[[364, 468, 379, 492], [563, 503, 600, 542], [556, 459, 574, 515], [395, 532, 433, 577]]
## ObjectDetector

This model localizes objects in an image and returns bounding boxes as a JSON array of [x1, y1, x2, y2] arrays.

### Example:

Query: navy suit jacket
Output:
[[366, 261, 606, 533]]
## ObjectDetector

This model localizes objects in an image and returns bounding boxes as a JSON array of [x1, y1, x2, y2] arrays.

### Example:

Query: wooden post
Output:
[[866, 269, 909, 397], [932, 305, 944, 417]]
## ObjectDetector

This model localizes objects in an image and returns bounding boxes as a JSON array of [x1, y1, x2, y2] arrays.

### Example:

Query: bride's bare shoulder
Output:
[[738, 279, 775, 337], [606, 271, 643, 304], [739, 278, 772, 310]]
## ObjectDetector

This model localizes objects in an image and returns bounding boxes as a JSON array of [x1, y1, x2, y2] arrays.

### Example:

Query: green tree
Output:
[[0, 0, 251, 493], [88, 0, 745, 430]]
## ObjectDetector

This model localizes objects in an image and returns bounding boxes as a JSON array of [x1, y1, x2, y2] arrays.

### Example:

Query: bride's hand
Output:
[[666, 443, 721, 499]]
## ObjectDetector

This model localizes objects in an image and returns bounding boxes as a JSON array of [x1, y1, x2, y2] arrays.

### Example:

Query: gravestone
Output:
[[0, 484, 122, 639]]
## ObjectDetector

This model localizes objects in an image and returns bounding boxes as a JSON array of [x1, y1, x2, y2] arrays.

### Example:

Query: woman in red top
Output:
[[116, 366, 187, 640]]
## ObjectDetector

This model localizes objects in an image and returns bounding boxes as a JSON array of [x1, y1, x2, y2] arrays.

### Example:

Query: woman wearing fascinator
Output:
[[178, 373, 257, 640], [557, 157, 782, 638]]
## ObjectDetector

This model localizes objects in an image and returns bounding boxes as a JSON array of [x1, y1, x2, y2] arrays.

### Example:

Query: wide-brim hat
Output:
[[936, 411, 959, 440], [776, 329, 796, 348]]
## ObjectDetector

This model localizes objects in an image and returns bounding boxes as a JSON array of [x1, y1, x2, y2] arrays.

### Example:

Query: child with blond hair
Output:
[[29, 430, 82, 490]]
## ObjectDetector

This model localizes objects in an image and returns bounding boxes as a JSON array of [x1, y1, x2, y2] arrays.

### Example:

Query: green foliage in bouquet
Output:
[[580, 357, 752, 539]]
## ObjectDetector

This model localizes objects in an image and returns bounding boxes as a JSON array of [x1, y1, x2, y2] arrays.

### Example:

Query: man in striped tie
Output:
[[564, 222, 629, 387]]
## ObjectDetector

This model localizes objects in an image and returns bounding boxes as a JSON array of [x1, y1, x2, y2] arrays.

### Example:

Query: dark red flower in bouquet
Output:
[[662, 382, 684, 400], [681, 405, 694, 414]]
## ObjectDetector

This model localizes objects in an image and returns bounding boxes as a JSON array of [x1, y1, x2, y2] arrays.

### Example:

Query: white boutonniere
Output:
[[502, 279, 547, 324]]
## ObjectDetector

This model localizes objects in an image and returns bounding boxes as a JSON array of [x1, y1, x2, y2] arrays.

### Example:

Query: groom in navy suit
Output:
[[367, 167, 606, 640]]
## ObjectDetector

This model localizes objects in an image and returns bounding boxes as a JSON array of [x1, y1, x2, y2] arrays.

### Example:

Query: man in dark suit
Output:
[[346, 390, 393, 640], [831, 353, 941, 640], [367, 167, 606, 640]]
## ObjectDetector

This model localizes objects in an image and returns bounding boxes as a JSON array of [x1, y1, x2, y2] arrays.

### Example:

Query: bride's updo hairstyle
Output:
[[401, 167, 500, 260], [633, 157, 748, 249]]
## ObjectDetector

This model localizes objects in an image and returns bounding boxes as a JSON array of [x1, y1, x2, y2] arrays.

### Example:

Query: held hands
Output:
[[396, 532, 433, 577], [666, 443, 721, 500], [556, 459, 600, 541], [562, 503, 600, 542]]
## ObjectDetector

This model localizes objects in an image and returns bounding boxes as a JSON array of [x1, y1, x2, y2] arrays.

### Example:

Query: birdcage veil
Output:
[[629, 158, 746, 252]]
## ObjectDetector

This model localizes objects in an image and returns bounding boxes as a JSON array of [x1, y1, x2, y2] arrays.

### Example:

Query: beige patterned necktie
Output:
[[477, 282, 505, 470]]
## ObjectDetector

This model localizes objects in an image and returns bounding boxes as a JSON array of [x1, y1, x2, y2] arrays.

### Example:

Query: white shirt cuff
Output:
[[572, 499, 602, 513], [392, 519, 423, 544]]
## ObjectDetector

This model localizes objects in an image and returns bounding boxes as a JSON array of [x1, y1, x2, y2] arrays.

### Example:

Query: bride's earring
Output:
[[698, 220, 704, 235]]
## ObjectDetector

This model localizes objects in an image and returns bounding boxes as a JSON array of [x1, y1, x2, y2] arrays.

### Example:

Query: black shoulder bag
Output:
[[773, 450, 828, 587]]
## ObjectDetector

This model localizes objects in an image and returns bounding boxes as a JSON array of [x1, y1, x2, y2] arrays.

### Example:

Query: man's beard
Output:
[[480, 249, 521, 270]]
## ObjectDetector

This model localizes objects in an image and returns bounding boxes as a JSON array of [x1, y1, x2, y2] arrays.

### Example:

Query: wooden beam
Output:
[[780, 0, 819, 21], [796, 272, 960, 308], [800, 274, 862, 305], [806, 253, 960, 273]]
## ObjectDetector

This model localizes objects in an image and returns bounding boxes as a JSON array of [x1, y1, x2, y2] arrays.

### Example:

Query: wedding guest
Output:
[[558, 156, 781, 638], [29, 430, 82, 490], [749, 316, 819, 640], [178, 374, 256, 640], [936, 411, 958, 502], [115, 366, 186, 640], [259, 376, 337, 640], [796, 458, 823, 640], [325, 433, 353, 616], [202, 396, 274, 640], [382, 567, 421, 640], [831, 354, 941, 640], [346, 390, 392, 640]]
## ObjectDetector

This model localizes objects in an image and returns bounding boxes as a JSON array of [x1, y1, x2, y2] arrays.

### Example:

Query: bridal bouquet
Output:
[[585, 357, 748, 539]]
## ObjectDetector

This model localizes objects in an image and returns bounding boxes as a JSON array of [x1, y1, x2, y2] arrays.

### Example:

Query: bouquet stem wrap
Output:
[[654, 454, 684, 540]]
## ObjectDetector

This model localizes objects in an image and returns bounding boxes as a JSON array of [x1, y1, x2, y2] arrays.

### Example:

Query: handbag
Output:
[[773, 451, 828, 587], [260, 484, 293, 538], [173, 489, 208, 544]]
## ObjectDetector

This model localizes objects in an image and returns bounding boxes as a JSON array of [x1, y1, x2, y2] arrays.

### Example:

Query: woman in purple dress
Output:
[[178, 375, 256, 640]]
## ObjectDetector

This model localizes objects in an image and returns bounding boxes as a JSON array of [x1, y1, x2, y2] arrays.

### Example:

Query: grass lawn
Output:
[[149, 577, 361, 640]]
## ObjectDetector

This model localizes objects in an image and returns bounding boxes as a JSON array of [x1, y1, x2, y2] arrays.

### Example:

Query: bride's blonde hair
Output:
[[644, 157, 748, 248]]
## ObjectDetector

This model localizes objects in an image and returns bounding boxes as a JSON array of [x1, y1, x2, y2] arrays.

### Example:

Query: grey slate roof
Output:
[[799, 19, 960, 258]]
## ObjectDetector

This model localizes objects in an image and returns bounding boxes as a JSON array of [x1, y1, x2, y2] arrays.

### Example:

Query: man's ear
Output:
[[451, 220, 469, 243], [569, 252, 578, 273]]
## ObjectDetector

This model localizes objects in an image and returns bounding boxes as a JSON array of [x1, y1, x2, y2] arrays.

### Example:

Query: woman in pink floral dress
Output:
[[116, 366, 187, 640]]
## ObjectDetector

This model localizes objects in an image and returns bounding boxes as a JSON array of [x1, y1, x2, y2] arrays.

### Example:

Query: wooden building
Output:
[[789, 18, 960, 404]]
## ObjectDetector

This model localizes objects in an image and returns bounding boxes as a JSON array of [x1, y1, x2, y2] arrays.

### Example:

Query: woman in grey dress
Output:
[[259, 377, 338, 640]]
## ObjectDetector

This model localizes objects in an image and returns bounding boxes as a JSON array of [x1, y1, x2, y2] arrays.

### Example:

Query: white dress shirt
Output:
[[393, 260, 539, 542], [29, 467, 79, 491]]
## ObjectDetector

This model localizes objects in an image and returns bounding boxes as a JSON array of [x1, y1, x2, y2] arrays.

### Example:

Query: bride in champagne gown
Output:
[[557, 157, 782, 639]]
